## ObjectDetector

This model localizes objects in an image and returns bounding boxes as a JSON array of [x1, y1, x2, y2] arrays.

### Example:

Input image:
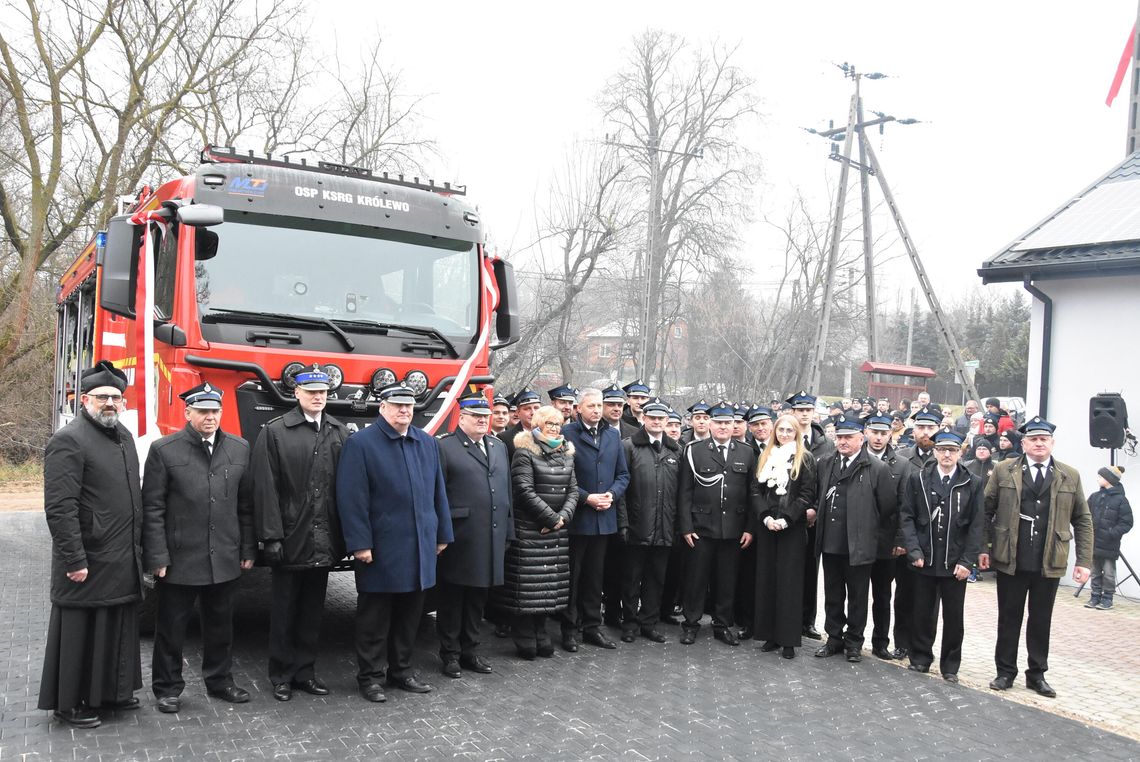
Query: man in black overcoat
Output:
[[435, 392, 513, 677], [252, 366, 348, 701], [814, 416, 898, 663], [142, 383, 255, 714], [39, 361, 144, 728]]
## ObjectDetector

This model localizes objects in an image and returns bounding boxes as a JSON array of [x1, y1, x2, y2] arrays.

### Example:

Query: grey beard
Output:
[[93, 409, 119, 428]]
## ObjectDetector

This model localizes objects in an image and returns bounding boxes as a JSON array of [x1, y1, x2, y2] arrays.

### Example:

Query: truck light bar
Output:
[[199, 145, 466, 196]]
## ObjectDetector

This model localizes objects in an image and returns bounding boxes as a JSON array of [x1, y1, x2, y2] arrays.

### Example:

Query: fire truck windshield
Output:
[[195, 215, 478, 339]]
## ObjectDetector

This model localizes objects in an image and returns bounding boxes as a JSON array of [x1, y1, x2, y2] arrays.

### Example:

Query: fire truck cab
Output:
[[53, 147, 518, 450]]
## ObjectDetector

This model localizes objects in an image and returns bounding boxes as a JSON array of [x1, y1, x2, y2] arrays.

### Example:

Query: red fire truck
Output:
[[52, 146, 519, 452]]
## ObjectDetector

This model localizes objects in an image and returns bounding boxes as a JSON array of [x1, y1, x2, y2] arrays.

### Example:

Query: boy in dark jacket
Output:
[[1086, 466, 1133, 611]]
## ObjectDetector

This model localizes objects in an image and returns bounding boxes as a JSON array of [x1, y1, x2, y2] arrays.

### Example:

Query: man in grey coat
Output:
[[436, 392, 513, 677], [142, 383, 255, 714]]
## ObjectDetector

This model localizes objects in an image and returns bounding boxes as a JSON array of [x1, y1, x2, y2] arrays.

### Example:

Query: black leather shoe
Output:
[[107, 696, 140, 710], [989, 674, 1014, 691], [460, 655, 493, 674], [54, 707, 100, 728], [1027, 677, 1057, 698], [359, 683, 386, 702], [561, 633, 579, 653], [387, 675, 432, 694], [890, 647, 909, 660], [908, 663, 930, 673], [272, 683, 293, 701], [156, 696, 181, 714], [760, 641, 780, 652], [207, 685, 250, 703], [516, 647, 537, 661], [583, 630, 617, 649], [441, 660, 461, 679], [536, 644, 555, 658], [943, 673, 959, 684], [872, 646, 894, 660], [680, 629, 697, 645], [641, 629, 666, 643], [620, 631, 637, 643], [292, 678, 329, 696], [802, 625, 822, 640], [845, 649, 862, 663], [714, 629, 740, 647], [814, 643, 843, 658], [737, 627, 753, 641], [782, 647, 796, 659]]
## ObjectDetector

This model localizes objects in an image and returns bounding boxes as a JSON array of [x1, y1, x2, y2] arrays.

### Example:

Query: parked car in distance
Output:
[[997, 396, 1026, 426]]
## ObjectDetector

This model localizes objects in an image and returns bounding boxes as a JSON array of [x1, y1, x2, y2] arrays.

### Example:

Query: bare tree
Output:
[[600, 30, 759, 392], [493, 141, 631, 384], [0, 0, 307, 374]]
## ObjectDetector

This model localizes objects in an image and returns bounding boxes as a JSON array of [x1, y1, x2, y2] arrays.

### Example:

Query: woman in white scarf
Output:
[[750, 414, 818, 659]]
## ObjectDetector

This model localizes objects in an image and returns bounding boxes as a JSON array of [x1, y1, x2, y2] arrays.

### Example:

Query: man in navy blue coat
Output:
[[336, 384, 454, 703], [560, 387, 630, 651]]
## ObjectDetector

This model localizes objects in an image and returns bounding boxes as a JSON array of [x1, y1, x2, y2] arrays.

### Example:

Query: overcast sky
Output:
[[327, 1, 1137, 305]]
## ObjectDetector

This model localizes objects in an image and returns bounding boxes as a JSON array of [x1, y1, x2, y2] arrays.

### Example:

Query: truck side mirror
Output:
[[490, 257, 520, 349], [97, 215, 140, 318], [177, 203, 223, 227]]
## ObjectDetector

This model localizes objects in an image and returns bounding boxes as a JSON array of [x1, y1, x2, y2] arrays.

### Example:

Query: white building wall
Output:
[[1025, 274, 1140, 596]]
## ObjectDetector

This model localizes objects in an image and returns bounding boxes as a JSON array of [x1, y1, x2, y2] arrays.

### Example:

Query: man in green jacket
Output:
[[979, 417, 1093, 699]]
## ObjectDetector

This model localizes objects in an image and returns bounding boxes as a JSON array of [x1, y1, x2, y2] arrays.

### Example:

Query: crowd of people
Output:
[[37, 363, 1132, 730]]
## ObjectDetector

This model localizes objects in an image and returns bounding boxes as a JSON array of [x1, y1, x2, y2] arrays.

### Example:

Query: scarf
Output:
[[757, 440, 797, 495], [532, 427, 564, 450]]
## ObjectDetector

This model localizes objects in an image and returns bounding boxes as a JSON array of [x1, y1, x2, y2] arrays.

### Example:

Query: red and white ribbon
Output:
[[422, 254, 501, 435]]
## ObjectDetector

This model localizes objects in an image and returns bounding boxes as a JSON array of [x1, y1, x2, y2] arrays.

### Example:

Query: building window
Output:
[[598, 343, 611, 358], [673, 325, 683, 339]]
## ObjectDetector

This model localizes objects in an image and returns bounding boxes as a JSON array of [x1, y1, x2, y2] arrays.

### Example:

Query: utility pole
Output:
[[857, 95, 878, 367], [808, 78, 859, 394], [807, 63, 979, 402]]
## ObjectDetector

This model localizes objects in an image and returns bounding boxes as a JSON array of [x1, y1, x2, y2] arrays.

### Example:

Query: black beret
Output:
[[80, 360, 128, 393]]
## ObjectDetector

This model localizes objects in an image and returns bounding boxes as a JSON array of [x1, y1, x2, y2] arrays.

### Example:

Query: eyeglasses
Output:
[[541, 422, 563, 430], [88, 394, 124, 404]]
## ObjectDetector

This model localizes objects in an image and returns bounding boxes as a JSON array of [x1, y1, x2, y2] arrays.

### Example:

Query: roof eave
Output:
[[978, 258, 1140, 284]]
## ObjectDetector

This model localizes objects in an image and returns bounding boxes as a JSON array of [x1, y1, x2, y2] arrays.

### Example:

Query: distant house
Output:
[[979, 152, 1140, 594], [581, 319, 689, 390]]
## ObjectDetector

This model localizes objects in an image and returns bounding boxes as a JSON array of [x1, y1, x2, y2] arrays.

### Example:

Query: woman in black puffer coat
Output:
[[491, 405, 578, 659]]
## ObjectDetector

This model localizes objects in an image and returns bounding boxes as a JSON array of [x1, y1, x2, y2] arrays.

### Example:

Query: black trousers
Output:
[[620, 545, 670, 631], [659, 541, 686, 620], [995, 571, 1059, 681], [754, 524, 806, 647], [893, 557, 916, 652], [152, 579, 236, 698], [512, 614, 553, 651], [436, 581, 488, 660], [564, 534, 609, 634], [269, 567, 330, 685], [869, 557, 896, 650], [821, 552, 872, 650], [681, 538, 739, 631], [803, 524, 819, 627], [909, 573, 967, 674], [354, 589, 426, 685], [602, 534, 625, 625], [735, 542, 757, 631]]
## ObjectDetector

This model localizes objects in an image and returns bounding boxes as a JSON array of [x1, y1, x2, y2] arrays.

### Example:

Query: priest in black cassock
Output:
[[39, 361, 144, 728]]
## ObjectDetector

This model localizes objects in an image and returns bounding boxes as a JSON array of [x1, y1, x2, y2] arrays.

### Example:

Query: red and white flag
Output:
[[1107, 23, 1137, 107]]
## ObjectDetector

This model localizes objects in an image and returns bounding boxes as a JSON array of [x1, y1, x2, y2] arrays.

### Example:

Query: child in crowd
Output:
[[1086, 466, 1133, 611]]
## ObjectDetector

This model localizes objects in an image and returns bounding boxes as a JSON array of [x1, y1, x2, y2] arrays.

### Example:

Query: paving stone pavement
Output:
[[1, 511, 1137, 761]]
